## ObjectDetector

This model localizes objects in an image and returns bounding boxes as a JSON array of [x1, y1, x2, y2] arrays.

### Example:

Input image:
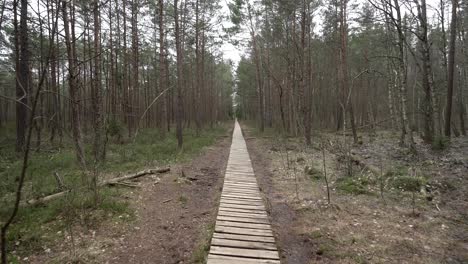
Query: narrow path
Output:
[[207, 121, 280, 264]]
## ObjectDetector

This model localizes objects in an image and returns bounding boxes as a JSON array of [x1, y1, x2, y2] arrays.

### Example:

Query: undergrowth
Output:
[[0, 122, 229, 259]]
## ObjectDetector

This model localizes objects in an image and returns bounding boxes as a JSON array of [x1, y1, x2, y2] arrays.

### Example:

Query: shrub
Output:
[[432, 135, 450, 151], [391, 176, 424, 193], [336, 177, 372, 195]]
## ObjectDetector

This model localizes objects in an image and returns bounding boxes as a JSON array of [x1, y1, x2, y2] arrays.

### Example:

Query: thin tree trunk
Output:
[[444, 0, 458, 137], [92, 0, 104, 162], [339, 0, 358, 144], [62, 0, 86, 168], [15, 0, 29, 152], [158, 0, 167, 138], [174, 0, 183, 148]]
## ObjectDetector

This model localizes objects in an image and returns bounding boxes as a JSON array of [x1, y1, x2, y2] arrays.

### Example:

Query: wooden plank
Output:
[[213, 233, 275, 243], [224, 180, 257, 185], [224, 180, 257, 184], [220, 199, 264, 206], [222, 191, 261, 197], [219, 206, 266, 213], [223, 188, 259, 193], [216, 220, 272, 230], [223, 185, 258, 189], [219, 207, 267, 215], [223, 184, 258, 189], [217, 211, 269, 219], [211, 238, 277, 250], [221, 195, 262, 201], [217, 216, 269, 224], [220, 203, 265, 211], [225, 171, 255, 174], [221, 196, 262, 201], [220, 200, 264, 207], [223, 188, 260, 194], [215, 226, 274, 237], [209, 246, 279, 260], [207, 255, 280, 264]]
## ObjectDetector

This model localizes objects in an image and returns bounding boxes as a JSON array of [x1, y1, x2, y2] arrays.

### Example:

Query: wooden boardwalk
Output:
[[207, 121, 280, 264]]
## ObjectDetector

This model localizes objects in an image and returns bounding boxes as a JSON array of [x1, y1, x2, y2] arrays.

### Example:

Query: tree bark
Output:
[[444, 0, 458, 137], [339, 0, 358, 144], [174, 0, 183, 148], [247, 3, 264, 133], [158, 0, 167, 138], [93, 0, 104, 161], [62, 0, 86, 168], [15, 0, 29, 152]]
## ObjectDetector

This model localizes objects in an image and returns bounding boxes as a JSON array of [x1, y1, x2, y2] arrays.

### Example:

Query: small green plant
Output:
[[107, 119, 124, 138], [432, 135, 450, 150], [305, 165, 322, 180], [316, 243, 334, 256], [308, 230, 322, 239], [391, 175, 424, 215], [178, 195, 188, 207], [336, 177, 372, 195], [391, 176, 424, 192]]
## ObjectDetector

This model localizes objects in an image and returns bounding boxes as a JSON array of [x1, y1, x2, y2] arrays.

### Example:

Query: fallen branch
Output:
[[24, 190, 71, 206], [99, 168, 170, 186], [22, 168, 170, 206], [110, 182, 140, 188]]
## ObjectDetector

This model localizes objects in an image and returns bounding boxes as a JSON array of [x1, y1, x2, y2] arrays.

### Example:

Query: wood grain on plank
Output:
[[209, 246, 279, 259], [215, 226, 274, 237], [213, 233, 276, 243], [207, 255, 280, 264], [211, 237, 277, 250], [216, 216, 269, 224], [216, 220, 272, 230]]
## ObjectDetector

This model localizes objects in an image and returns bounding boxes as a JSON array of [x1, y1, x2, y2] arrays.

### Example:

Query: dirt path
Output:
[[97, 134, 231, 264], [241, 125, 317, 264]]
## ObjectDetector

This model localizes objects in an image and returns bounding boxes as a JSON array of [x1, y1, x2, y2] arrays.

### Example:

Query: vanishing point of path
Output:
[[207, 121, 280, 264]]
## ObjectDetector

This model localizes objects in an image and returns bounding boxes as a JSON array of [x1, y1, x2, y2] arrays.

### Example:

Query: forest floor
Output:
[[241, 123, 468, 264], [3, 121, 467, 263], [0, 123, 232, 263]]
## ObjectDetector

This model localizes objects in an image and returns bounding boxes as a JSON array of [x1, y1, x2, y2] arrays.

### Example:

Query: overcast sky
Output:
[[219, 0, 445, 66]]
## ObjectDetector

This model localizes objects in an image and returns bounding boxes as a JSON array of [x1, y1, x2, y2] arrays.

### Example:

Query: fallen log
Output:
[[22, 167, 170, 207], [24, 190, 71, 206]]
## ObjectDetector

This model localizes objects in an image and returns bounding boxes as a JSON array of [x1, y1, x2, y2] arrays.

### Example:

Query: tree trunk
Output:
[[62, 0, 86, 168], [174, 0, 183, 148], [444, 0, 458, 137], [92, 0, 104, 162], [339, 0, 358, 144], [248, 3, 264, 133], [15, 0, 29, 152], [416, 0, 435, 143], [158, 0, 167, 138]]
